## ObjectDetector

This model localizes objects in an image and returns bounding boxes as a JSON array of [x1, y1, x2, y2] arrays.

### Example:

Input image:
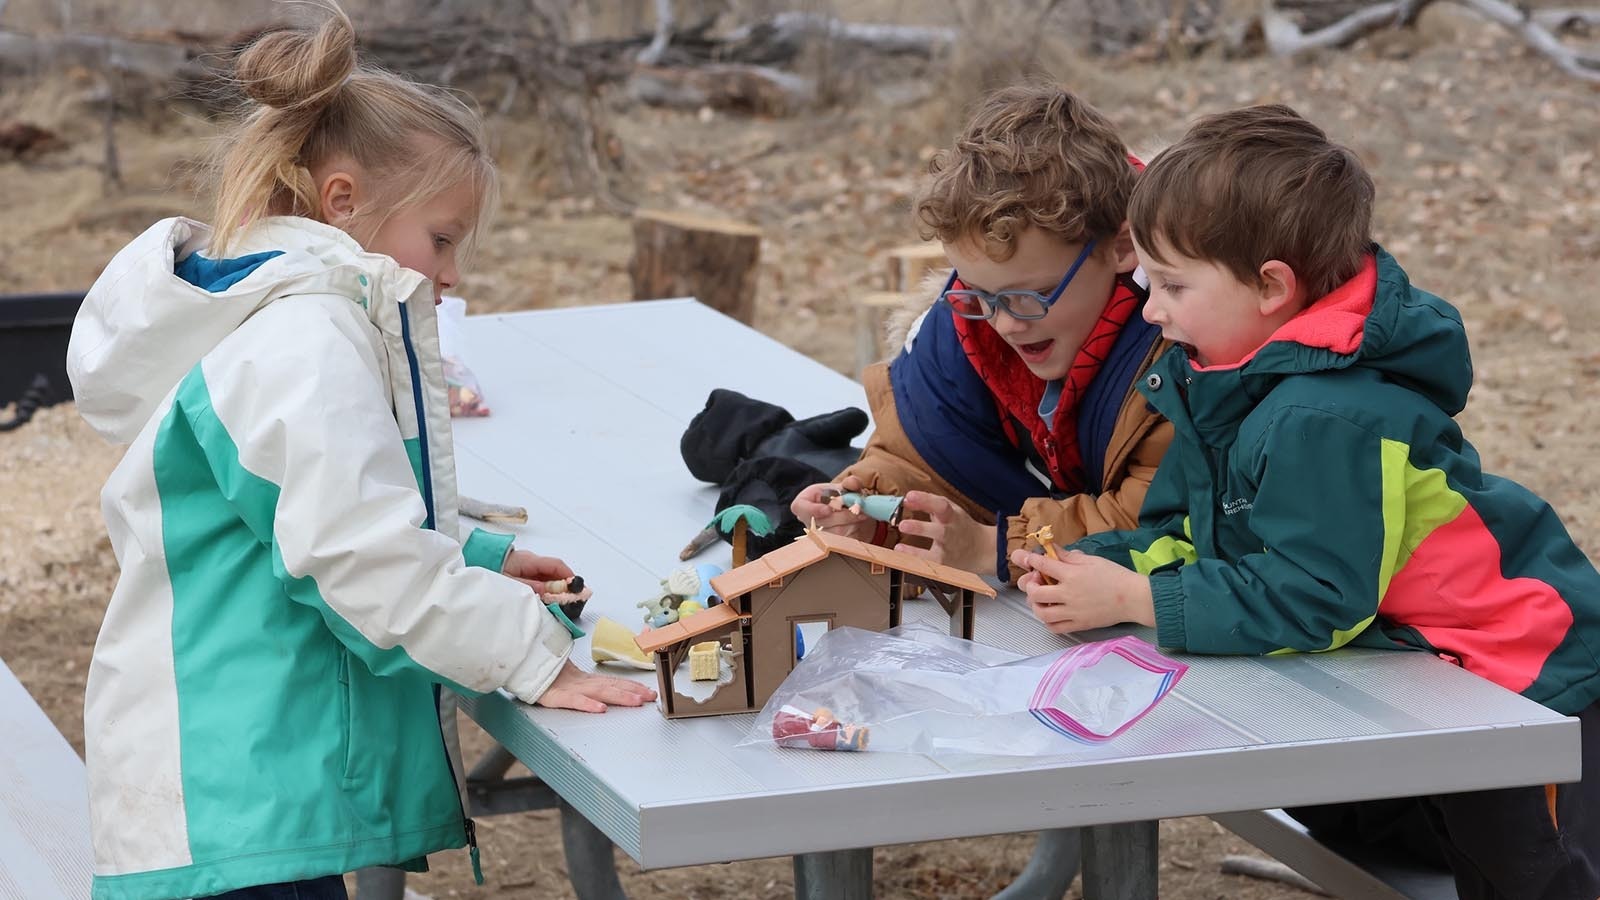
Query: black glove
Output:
[[680, 389, 869, 560]]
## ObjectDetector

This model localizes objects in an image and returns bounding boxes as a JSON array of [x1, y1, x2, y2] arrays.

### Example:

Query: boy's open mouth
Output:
[[1015, 339, 1055, 363]]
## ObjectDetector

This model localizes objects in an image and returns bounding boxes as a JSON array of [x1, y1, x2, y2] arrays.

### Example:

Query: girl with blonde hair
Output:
[[67, 7, 653, 899]]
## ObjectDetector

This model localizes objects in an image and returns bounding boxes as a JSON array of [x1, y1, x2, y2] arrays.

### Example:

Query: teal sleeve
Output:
[[463, 527, 514, 572]]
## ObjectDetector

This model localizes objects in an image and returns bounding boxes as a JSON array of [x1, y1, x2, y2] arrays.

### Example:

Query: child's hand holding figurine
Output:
[[1011, 546, 1155, 635]]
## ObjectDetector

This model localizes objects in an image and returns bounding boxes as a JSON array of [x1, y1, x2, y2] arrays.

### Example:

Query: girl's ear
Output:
[[1257, 260, 1301, 317], [1108, 221, 1139, 274], [318, 171, 359, 228]]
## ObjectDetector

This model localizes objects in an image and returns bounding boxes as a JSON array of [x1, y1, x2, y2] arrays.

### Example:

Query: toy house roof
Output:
[[708, 527, 997, 602]]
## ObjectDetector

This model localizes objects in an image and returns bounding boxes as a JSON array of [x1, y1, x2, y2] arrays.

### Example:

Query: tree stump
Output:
[[629, 210, 762, 324]]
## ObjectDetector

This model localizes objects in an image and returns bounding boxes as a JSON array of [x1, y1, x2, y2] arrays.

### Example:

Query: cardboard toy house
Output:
[[634, 526, 996, 718]]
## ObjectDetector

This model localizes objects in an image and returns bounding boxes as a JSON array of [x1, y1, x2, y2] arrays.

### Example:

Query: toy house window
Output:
[[768, 576, 784, 588], [792, 617, 833, 666], [870, 562, 886, 575]]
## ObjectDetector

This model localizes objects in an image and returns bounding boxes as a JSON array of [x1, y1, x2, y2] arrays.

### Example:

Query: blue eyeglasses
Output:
[[941, 238, 1098, 321]]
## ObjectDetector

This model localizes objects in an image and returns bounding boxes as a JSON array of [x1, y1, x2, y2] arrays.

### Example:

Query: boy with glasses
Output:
[[793, 83, 1172, 585]]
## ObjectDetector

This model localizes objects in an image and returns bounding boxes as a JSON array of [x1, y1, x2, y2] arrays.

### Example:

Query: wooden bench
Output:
[[0, 656, 93, 900]]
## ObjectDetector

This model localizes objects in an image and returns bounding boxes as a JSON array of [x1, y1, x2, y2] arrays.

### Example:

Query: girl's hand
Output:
[[893, 490, 995, 574], [790, 475, 875, 541], [503, 549, 573, 588], [1011, 549, 1156, 635], [535, 661, 657, 713]]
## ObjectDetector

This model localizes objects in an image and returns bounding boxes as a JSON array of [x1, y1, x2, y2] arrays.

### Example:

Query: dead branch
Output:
[[723, 12, 956, 57], [1220, 855, 1331, 896], [627, 63, 815, 115], [1262, 1, 1407, 54], [1456, 0, 1600, 81], [1262, 0, 1600, 82], [0, 29, 189, 79], [1534, 8, 1600, 32], [638, 0, 674, 66]]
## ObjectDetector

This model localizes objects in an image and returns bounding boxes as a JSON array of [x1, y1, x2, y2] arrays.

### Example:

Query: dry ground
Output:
[[2, 4, 1597, 897]]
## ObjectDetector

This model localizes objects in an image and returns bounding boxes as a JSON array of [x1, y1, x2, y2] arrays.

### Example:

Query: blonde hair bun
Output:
[[236, 10, 356, 112]]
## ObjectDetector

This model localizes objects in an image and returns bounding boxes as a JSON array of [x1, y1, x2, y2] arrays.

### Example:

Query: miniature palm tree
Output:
[[708, 504, 774, 568]]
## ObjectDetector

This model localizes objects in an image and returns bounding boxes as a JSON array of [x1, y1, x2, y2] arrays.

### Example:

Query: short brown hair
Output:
[[1129, 104, 1373, 300], [916, 83, 1133, 262]]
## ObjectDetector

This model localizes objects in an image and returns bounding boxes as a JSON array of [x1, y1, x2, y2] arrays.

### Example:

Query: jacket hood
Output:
[[68, 216, 429, 443], [1168, 248, 1473, 431]]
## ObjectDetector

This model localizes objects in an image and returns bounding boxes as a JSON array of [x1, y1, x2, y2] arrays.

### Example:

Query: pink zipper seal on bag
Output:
[[1028, 636, 1188, 743]]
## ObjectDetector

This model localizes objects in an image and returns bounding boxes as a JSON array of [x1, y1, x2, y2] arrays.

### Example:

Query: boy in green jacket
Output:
[[1015, 104, 1599, 899]]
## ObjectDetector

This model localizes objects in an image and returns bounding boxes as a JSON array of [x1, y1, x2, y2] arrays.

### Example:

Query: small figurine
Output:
[[638, 564, 726, 628], [1024, 525, 1062, 586], [820, 489, 906, 526], [533, 575, 591, 621], [638, 593, 679, 629], [771, 705, 869, 751], [591, 616, 656, 670]]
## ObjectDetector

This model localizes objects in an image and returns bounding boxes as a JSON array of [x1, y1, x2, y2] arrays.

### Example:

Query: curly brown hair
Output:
[[915, 83, 1133, 262]]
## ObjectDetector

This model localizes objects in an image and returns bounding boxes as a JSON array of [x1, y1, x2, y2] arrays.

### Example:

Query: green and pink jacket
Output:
[[1073, 248, 1600, 714]]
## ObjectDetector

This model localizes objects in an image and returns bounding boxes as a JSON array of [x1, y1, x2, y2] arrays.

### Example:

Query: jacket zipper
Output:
[[401, 301, 483, 885]]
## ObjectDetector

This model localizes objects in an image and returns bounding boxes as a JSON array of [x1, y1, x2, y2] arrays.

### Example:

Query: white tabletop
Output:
[[0, 658, 92, 900], [451, 299, 1579, 870]]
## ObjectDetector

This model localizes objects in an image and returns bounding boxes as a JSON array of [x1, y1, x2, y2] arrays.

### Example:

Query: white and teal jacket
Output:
[[68, 216, 575, 900]]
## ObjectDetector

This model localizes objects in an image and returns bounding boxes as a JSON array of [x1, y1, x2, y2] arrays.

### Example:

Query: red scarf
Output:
[[950, 277, 1143, 493]]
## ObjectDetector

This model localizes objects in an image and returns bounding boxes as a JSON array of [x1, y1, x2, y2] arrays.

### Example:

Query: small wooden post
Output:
[[732, 519, 749, 568], [854, 242, 949, 375], [629, 209, 762, 324], [883, 241, 949, 294]]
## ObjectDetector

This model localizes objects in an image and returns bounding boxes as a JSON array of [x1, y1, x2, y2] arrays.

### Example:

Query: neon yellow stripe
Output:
[[1131, 517, 1196, 575], [1385, 438, 1469, 580], [1273, 439, 1470, 655]]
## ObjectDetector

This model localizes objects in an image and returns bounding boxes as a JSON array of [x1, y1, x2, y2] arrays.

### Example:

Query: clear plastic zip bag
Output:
[[740, 625, 1187, 755], [437, 295, 491, 417]]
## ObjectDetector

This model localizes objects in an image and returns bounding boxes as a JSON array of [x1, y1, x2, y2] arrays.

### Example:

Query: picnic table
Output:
[[0, 657, 93, 900], [438, 298, 1579, 899]]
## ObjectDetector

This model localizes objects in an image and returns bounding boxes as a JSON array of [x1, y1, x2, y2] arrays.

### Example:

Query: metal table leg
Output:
[[992, 827, 1083, 900], [793, 847, 872, 900], [353, 866, 405, 900], [560, 797, 628, 900], [1080, 821, 1158, 900]]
